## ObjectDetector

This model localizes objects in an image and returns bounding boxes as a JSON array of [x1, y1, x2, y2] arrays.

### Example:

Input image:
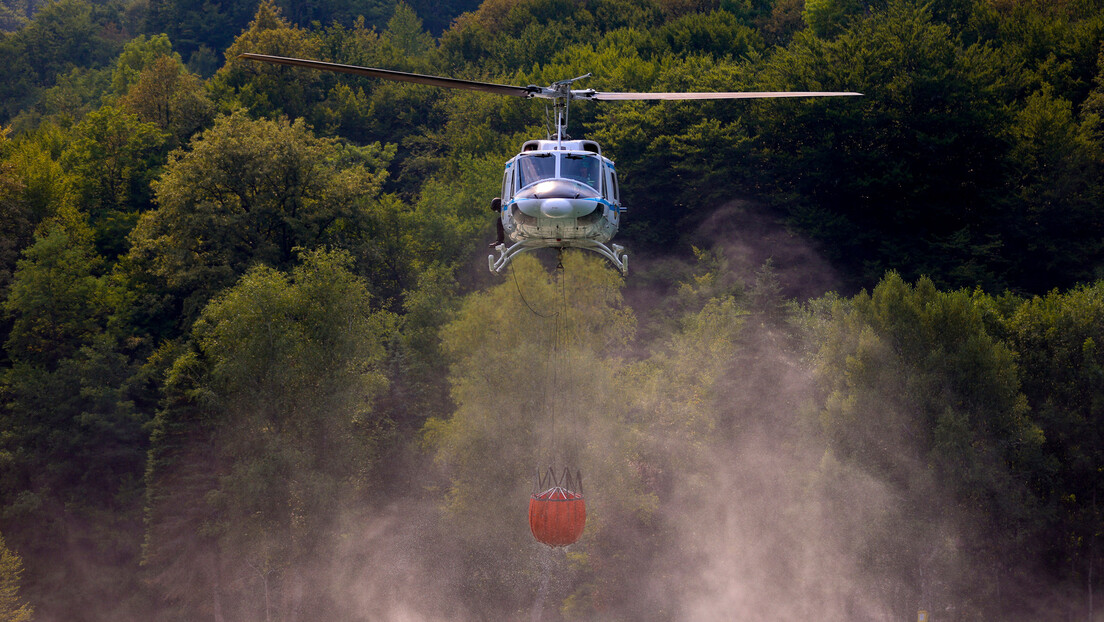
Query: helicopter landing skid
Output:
[[489, 240, 628, 275]]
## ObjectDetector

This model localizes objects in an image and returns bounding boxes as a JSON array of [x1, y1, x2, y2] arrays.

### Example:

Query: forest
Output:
[[0, 0, 1103, 619]]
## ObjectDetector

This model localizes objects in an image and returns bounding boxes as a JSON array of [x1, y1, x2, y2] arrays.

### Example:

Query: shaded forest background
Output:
[[1, 0, 1104, 619]]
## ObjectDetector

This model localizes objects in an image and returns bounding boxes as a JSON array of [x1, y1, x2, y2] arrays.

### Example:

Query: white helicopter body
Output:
[[494, 138, 626, 273], [238, 53, 860, 275]]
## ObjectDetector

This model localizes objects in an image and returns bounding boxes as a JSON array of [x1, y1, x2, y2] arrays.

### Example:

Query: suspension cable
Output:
[[559, 259, 579, 453], [551, 252, 564, 468], [511, 252, 579, 490], [511, 264, 558, 319], [510, 258, 561, 471]]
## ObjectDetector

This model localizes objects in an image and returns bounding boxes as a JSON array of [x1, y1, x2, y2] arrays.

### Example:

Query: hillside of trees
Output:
[[1, 0, 1103, 619]]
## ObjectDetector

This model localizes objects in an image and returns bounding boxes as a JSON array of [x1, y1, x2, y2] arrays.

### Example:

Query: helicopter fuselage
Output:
[[490, 138, 628, 274]]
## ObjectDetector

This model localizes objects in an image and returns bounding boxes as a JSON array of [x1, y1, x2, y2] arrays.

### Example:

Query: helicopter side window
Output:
[[517, 154, 556, 187], [561, 154, 601, 190]]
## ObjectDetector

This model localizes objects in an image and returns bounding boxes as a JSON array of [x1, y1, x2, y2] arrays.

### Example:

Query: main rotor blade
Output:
[[238, 53, 537, 98], [588, 91, 862, 100]]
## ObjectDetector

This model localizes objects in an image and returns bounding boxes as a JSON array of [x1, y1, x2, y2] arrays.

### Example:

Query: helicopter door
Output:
[[502, 165, 514, 200], [606, 165, 620, 205]]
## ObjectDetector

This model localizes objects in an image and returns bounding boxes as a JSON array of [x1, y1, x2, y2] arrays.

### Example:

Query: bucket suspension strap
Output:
[[535, 466, 584, 495]]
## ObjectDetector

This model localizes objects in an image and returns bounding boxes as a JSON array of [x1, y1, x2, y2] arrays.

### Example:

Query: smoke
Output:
[[318, 499, 473, 621], [652, 337, 901, 620], [322, 198, 933, 621], [688, 198, 843, 301], [645, 200, 892, 619], [604, 201, 976, 621], [132, 198, 1065, 621]]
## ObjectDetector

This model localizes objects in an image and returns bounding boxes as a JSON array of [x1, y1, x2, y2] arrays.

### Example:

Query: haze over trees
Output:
[[0, 0, 1103, 619]]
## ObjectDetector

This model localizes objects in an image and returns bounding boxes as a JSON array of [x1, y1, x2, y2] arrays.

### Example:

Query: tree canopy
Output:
[[1, 0, 1103, 619]]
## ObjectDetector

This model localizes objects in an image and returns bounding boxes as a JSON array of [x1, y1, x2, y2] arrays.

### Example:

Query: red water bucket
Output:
[[528, 486, 586, 547]]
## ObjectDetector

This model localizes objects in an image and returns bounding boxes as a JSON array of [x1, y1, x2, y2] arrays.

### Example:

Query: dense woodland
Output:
[[1, 0, 1104, 619]]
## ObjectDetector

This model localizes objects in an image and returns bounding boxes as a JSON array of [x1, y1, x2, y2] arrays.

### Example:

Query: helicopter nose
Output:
[[541, 198, 574, 218]]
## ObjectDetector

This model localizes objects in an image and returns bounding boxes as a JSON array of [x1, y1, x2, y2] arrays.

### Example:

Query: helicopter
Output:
[[239, 53, 860, 275]]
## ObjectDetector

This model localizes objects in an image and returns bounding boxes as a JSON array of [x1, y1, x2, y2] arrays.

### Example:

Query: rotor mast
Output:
[[546, 74, 590, 143]]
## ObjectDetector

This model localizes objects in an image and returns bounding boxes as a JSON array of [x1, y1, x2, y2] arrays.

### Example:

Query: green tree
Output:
[[810, 273, 1046, 618], [640, 9, 764, 59], [382, 262, 461, 431], [0, 221, 150, 621], [405, 0, 483, 35], [435, 0, 665, 72], [991, 1, 1104, 105], [208, 1, 326, 122], [3, 122, 70, 227], [127, 110, 391, 326], [1002, 283, 1104, 615], [803, 0, 873, 38], [310, 17, 445, 150], [0, 533, 31, 622], [110, 34, 177, 96], [589, 51, 756, 247], [119, 55, 215, 148], [61, 105, 168, 259], [1000, 89, 1104, 290], [424, 252, 636, 616], [3, 223, 107, 367], [0, 2, 26, 31], [1082, 43, 1104, 142], [757, 0, 805, 45], [143, 249, 392, 619], [382, 2, 435, 59], [0, 0, 124, 123], [144, 0, 256, 67], [0, 128, 32, 301], [754, 1, 1016, 290], [19, 65, 111, 128], [275, 0, 396, 33]]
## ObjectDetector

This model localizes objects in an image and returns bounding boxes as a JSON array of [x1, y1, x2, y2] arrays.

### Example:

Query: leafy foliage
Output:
[[143, 249, 392, 618], [0, 533, 31, 622], [1, 0, 1104, 619], [61, 105, 168, 258], [0, 0, 124, 123], [1000, 283, 1104, 589], [0, 222, 150, 620], [127, 110, 392, 323]]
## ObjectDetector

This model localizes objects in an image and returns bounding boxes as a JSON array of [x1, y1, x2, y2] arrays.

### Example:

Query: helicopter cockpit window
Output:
[[561, 154, 601, 190], [517, 154, 556, 187]]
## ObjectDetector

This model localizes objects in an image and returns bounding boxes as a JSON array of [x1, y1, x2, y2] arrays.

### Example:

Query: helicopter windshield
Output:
[[517, 154, 556, 187], [561, 154, 601, 190]]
